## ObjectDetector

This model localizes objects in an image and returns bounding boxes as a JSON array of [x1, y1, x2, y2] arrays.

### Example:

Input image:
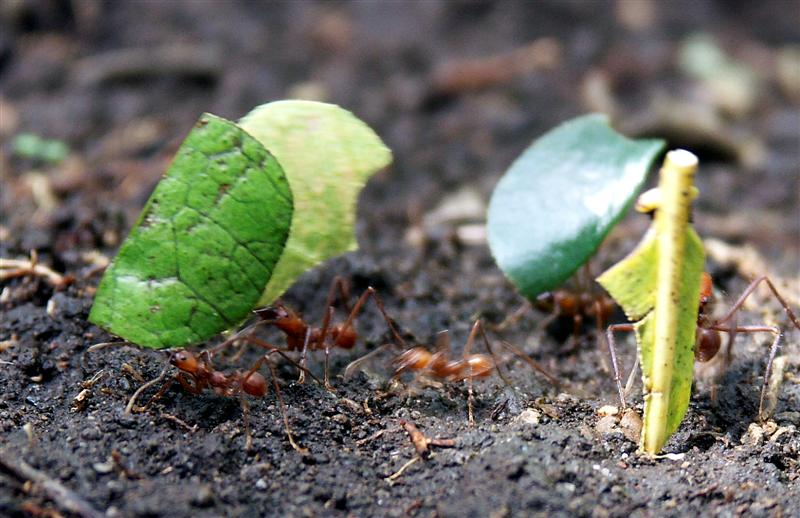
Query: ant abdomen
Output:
[[331, 324, 357, 349], [393, 347, 432, 374], [241, 372, 268, 397], [464, 355, 493, 378], [695, 328, 721, 363]]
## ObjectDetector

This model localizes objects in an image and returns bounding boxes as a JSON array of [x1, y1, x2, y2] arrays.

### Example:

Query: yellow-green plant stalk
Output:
[[597, 149, 705, 455], [645, 149, 699, 452]]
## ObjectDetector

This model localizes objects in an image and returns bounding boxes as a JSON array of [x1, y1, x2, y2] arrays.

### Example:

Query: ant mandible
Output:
[[347, 319, 560, 425], [143, 342, 307, 452], [254, 276, 406, 389]]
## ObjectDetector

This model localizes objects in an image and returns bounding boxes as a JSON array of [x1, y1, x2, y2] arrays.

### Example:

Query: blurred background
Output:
[[1, 2, 799, 516], [2, 0, 798, 278]]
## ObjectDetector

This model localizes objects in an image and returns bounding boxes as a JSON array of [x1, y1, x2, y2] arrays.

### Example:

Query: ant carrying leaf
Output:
[[597, 150, 800, 455], [90, 101, 391, 349], [254, 277, 407, 390]]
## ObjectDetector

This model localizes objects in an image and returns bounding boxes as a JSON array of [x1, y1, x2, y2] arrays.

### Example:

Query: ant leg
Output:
[[759, 331, 783, 422], [240, 394, 253, 450], [489, 301, 532, 332], [343, 343, 397, 378], [714, 276, 800, 330], [476, 322, 512, 386], [321, 306, 336, 391], [241, 336, 324, 386], [592, 300, 612, 374], [496, 340, 561, 389], [623, 355, 639, 400], [463, 321, 482, 427], [711, 323, 784, 420], [298, 327, 313, 385], [325, 275, 352, 314], [606, 324, 635, 409], [264, 359, 307, 454], [127, 364, 171, 413], [342, 287, 409, 348], [207, 320, 268, 358], [555, 313, 584, 355]]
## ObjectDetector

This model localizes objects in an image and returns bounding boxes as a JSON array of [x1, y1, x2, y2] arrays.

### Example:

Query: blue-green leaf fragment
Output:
[[487, 114, 665, 299]]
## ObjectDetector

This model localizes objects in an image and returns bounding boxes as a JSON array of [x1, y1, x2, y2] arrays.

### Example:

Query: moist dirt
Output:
[[1, 1, 799, 517]]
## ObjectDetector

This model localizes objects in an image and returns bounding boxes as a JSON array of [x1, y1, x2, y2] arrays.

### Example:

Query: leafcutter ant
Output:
[[493, 265, 618, 355], [346, 319, 560, 425], [138, 339, 310, 452], [254, 277, 406, 389]]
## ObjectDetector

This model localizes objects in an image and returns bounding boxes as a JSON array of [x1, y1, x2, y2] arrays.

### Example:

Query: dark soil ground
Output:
[[1, 1, 799, 517]]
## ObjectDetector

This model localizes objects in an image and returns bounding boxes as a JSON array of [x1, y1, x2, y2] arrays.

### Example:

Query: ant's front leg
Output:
[[141, 371, 201, 412], [713, 276, 800, 330]]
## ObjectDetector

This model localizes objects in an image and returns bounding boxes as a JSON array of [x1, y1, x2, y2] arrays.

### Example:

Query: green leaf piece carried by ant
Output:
[[597, 149, 705, 455], [89, 114, 294, 348], [90, 101, 391, 349], [239, 100, 392, 304], [487, 113, 666, 300]]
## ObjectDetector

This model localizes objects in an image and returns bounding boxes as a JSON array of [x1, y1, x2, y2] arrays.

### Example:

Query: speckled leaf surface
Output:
[[598, 226, 705, 441], [239, 101, 392, 305], [487, 114, 665, 299], [89, 114, 293, 348]]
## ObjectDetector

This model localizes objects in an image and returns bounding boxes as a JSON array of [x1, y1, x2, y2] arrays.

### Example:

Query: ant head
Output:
[[534, 291, 556, 312], [254, 305, 290, 322], [170, 350, 198, 373]]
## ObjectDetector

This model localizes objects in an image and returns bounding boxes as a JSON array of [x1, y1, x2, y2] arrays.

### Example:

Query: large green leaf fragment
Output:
[[598, 228, 704, 442], [89, 114, 293, 348], [487, 114, 665, 299], [239, 101, 392, 305]]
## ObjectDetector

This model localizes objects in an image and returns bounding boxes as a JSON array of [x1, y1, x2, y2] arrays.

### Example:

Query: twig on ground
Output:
[[0, 254, 70, 288], [398, 419, 456, 458], [0, 450, 104, 518], [384, 456, 420, 483], [160, 412, 198, 433]]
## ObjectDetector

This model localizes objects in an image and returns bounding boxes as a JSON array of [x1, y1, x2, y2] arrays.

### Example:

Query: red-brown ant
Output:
[[534, 288, 617, 351], [143, 340, 307, 452], [606, 272, 800, 419], [254, 277, 406, 389], [493, 265, 617, 354], [346, 319, 560, 425]]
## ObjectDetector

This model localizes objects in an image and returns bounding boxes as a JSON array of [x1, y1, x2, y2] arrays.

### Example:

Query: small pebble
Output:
[[597, 405, 619, 417], [192, 485, 215, 507]]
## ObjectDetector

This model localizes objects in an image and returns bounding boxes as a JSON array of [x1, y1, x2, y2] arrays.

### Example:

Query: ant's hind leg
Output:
[[712, 323, 785, 421], [476, 321, 512, 386], [606, 324, 635, 409], [346, 287, 408, 348], [759, 330, 784, 422], [325, 276, 352, 313], [715, 276, 800, 330]]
